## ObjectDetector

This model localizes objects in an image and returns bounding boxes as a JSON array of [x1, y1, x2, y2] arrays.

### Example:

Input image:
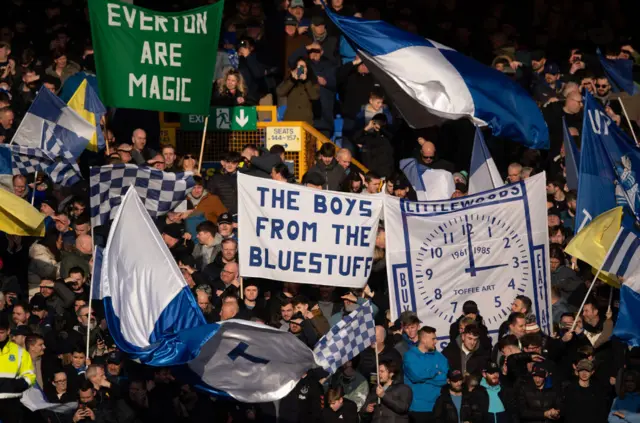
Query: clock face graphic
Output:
[[413, 211, 533, 332]]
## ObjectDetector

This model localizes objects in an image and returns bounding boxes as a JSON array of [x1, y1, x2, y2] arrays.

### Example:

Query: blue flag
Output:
[[562, 117, 580, 191], [323, 9, 549, 148], [598, 51, 640, 95], [576, 93, 640, 233]]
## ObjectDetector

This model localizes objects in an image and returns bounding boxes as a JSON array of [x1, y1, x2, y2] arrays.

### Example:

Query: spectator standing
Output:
[[563, 359, 609, 423], [276, 57, 320, 124], [517, 362, 563, 423], [361, 360, 413, 423], [307, 142, 346, 191], [323, 386, 359, 423], [403, 326, 449, 422]]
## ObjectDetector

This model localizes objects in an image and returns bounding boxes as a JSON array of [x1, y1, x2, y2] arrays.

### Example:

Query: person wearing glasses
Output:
[[48, 370, 73, 403], [416, 139, 455, 173]]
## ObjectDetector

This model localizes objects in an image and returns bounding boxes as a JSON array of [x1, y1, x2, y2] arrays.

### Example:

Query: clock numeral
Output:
[[494, 296, 502, 308], [512, 257, 520, 268], [451, 301, 458, 313], [488, 226, 493, 238], [434, 288, 442, 300], [430, 247, 443, 258], [503, 237, 511, 249], [461, 223, 473, 236], [508, 278, 515, 290], [443, 232, 454, 244], [426, 269, 433, 280]]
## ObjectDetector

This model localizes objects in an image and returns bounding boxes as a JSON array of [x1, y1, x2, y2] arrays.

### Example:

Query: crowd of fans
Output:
[[1, 0, 640, 422]]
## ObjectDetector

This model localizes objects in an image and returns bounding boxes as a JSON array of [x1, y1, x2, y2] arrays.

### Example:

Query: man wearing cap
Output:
[[37, 277, 74, 319], [29, 295, 52, 335], [517, 362, 562, 423], [301, 14, 338, 64], [237, 280, 267, 321], [162, 223, 194, 259], [534, 63, 565, 104], [288, 311, 318, 348], [0, 314, 36, 423], [207, 151, 241, 215], [479, 362, 519, 422], [403, 326, 449, 422], [105, 351, 127, 387], [433, 369, 489, 423], [563, 359, 608, 423]]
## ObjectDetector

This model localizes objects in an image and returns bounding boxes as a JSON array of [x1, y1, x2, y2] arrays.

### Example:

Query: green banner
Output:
[[89, 0, 223, 114], [181, 107, 258, 131]]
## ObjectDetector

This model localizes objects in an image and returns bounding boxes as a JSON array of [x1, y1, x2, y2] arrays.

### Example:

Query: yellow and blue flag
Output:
[[0, 187, 46, 237], [67, 79, 106, 152]]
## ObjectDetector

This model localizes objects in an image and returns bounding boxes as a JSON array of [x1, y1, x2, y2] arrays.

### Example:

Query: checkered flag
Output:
[[89, 164, 195, 227], [313, 301, 376, 375], [8, 143, 81, 187]]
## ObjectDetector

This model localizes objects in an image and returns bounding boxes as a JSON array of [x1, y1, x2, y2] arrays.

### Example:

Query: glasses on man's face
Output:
[[81, 313, 95, 318], [596, 84, 609, 89], [422, 155, 435, 160], [54, 379, 67, 384]]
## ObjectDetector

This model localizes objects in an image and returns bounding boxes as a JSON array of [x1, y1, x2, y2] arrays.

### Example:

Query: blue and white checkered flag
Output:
[[89, 164, 195, 227], [8, 139, 82, 187], [313, 301, 376, 375]]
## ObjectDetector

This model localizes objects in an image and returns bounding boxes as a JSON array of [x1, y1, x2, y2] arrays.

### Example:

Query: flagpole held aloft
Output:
[[197, 116, 209, 176], [617, 98, 639, 147]]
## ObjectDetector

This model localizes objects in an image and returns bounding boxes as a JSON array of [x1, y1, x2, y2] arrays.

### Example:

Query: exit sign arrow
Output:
[[235, 109, 249, 127]]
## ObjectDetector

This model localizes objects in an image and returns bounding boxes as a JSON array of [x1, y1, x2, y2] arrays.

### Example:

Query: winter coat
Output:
[[276, 77, 320, 124], [442, 337, 491, 377], [562, 381, 609, 423], [44, 281, 75, 317], [357, 345, 403, 384], [361, 381, 412, 423], [206, 172, 238, 215], [307, 158, 346, 191], [322, 399, 358, 423], [190, 191, 228, 224], [403, 347, 449, 412], [480, 379, 520, 423], [433, 385, 489, 423], [448, 315, 493, 352], [517, 381, 563, 423], [59, 249, 91, 282], [355, 129, 395, 179], [551, 265, 583, 301]]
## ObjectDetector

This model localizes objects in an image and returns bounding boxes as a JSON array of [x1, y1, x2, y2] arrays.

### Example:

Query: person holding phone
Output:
[[276, 58, 320, 124]]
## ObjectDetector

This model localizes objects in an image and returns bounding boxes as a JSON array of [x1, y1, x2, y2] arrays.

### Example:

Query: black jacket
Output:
[[307, 158, 346, 191], [561, 381, 609, 423], [258, 376, 324, 423], [433, 385, 489, 423], [448, 315, 493, 351], [207, 172, 238, 215], [336, 62, 378, 120], [322, 399, 359, 423], [517, 380, 563, 423], [355, 128, 395, 179], [356, 345, 403, 384], [442, 339, 491, 377], [361, 381, 412, 423]]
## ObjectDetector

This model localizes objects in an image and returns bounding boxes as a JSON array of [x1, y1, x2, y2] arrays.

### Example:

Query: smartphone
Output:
[[297, 65, 304, 77]]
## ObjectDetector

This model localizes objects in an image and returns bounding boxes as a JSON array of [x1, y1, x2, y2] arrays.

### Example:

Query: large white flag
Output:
[[384, 173, 551, 350]]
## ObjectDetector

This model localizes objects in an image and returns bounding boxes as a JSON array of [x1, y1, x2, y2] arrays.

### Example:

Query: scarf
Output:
[[313, 30, 327, 43], [481, 379, 505, 415]]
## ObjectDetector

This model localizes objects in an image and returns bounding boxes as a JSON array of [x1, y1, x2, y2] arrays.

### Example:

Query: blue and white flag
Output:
[[12, 87, 95, 158], [597, 51, 640, 95], [562, 117, 580, 191], [313, 301, 376, 375], [399, 158, 455, 201], [602, 226, 640, 346], [21, 385, 77, 413], [101, 187, 317, 402], [468, 128, 503, 194], [91, 246, 104, 301], [324, 10, 549, 148], [576, 93, 640, 233], [89, 164, 195, 227]]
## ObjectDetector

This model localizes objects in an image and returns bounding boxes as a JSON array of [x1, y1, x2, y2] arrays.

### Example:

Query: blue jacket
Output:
[[609, 393, 640, 423], [403, 346, 449, 412]]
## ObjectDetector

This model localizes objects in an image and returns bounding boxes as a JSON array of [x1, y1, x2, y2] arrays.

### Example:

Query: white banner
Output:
[[385, 173, 551, 349], [238, 173, 383, 287]]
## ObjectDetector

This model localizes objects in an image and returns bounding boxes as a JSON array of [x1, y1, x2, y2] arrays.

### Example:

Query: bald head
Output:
[[220, 301, 239, 321], [221, 262, 239, 284], [564, 92, 583, 114], [420, 142, 436, 163], [132, 128, 147, 151], [375, 325, 387, 343], [336, 148, 352, 170], [76, 234, 93, 255]]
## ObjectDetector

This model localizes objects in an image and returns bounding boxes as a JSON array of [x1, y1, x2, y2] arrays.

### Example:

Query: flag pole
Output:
[[197, 116, 209, 176], [86, 226, 96, 360], [31, 172, 38, 206], [570, 268, 602, 332], [618, 98, 639, 146], [608, 286, 614, 315], [375, 341, 380, 405]]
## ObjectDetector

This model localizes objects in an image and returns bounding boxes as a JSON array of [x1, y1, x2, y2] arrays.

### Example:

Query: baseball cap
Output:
[[544, 63, 560, 75], [462, 301, 479, 315], [12, 325, 31, 337], [447, 369, 464, 382], [576, 359, 594, 372], [532, 362, 548, 377], [393, 178, 410, 191], [30, 295, 47, 312], [311, 14, 325, 26], [289, 312, 305, 325], [107, 351, 123, 365], [218, 212, 233, 225], [284, 14, 298, 27], [290, 0, 304, 7], [41, 196, 59, 213], [162, 223, 185, 240], [484, 362, 500, 374]]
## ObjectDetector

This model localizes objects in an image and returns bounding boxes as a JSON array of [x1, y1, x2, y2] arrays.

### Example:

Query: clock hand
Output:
[[465, 263, 509, 273], [464, 215, 476, 277]]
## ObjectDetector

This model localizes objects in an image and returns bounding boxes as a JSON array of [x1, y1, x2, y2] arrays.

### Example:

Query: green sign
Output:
[[89, 0, 224, 114], [181, 107, 258, 131]]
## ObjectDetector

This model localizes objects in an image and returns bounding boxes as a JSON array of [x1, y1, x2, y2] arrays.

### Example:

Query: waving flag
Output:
[[314, 301, 376, 375], [601, 226, 640, 346], [562, 117, 580, 191], [67, 79, 106, 152], [89, 164, 195, 227], [597, 50, 640, 95], [399, 158, 455, 200], [11, 88, 95, 158], [324, 10, 549, 148], [0, 176, 46, 237], [468, 128, 503, 194], [101, 187, 317, 402]]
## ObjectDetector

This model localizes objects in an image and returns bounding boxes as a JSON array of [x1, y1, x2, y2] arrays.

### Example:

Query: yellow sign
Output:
[[159, 128, 176, 147], [265, 126, 302, 152]]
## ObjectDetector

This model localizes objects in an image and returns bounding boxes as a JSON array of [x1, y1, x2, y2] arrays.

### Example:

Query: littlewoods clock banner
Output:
[[384, 173, 552, 345], [89, 0, 223, 113]]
